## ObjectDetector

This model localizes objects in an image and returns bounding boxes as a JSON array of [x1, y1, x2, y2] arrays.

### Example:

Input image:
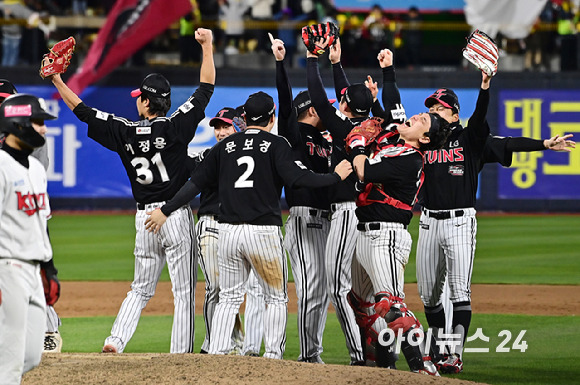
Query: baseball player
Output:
[[306, 33, 373, 365], [271, 35, 333, 363], [0, 79, 64, 355], [0, 93, 59, 384], [417, 78, 576, 373], [242, 270, 265, 356], [195, 106, 265, 355], [346, 49, 450, 375], [45, 28, 216, 354], [145, 91, 353, 359]]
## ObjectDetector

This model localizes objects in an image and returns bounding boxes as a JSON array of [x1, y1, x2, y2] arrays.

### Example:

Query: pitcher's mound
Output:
[[23, 353, 486, 385]]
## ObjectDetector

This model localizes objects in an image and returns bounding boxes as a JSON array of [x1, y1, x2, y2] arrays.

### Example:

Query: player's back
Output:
[[214, 128, 291, 226]]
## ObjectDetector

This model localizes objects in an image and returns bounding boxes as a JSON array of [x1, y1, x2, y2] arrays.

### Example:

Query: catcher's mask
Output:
[[424, 88, 460, 114], [0, 94, 56, 148]]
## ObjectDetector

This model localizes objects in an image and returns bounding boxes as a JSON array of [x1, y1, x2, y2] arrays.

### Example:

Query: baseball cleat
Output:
[[43, 332, 62, 353], [438, 353, 463, 374], [102, 344, 118, 353], [416, 359, 440, 376]]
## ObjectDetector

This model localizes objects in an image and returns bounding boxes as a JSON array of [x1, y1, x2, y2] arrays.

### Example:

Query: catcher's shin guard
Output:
[[400, 329, 425, 372], [375, 339, 397, 369]]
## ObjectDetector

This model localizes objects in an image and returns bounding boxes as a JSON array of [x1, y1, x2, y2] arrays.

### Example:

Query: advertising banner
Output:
[[498, 90, 580, 199]]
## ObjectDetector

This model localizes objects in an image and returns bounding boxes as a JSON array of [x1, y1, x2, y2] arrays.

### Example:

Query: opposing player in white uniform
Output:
[[146, 91, 353, 359], [45, 28, 216, 354], [195, 107, 265, 355], [0, 94, 58, 384], [0, 81, 63, 355]]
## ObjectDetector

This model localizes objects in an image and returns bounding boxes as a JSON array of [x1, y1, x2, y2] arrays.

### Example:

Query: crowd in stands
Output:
[[1, 0, 579, 71]]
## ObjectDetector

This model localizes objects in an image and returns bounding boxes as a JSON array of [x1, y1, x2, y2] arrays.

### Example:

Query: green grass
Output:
[[59, 312, 580, 385], [50, 213, 580, 285]]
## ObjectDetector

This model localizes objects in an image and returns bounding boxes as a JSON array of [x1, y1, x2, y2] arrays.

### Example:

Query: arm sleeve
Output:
[[293, 171, 341, 188], [381, 66, 406, 125], [483, 136, 546, 167], [169, 82, 215, 143], [466, 88, 491, 142], [276, 60, 301, 147], [505, 137, 546, 152], [371, 99, 387, 120], [160, 180, 201, 216], [307, 58, 352, 144], [332, 62, 350, 100], [73, 102, 127, 151]]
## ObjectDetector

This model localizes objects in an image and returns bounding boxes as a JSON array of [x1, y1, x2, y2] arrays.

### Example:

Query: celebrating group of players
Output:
[[1, 24, 575, 383]]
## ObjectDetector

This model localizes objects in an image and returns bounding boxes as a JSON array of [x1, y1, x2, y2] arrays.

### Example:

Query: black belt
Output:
[[357, 223, 380, 231], [425, 209, 464, 220], [309, 209, 330, 218], [357, 222, 407, 231], [136, 203, 146, 210]]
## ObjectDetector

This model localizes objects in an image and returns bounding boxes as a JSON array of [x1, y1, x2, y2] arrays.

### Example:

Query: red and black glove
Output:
[[40, 36, 76, 79], [40, 258, 60, 306], [301, 22, 339, 56], [345, 117, 384, 155]]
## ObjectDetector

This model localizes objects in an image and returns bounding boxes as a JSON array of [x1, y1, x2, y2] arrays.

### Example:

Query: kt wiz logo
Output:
[[17, 192, 47, 216]]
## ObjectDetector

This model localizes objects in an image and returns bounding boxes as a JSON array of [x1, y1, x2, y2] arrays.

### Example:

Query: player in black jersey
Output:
[[306, 35, 373, 365], [145, 91, 353, 359], [47, 28, 216, 354], [346, 48, 450, 375], [194, 107, 265, 356], [271, 35, 333, 363], [416, 74, 576, 373]]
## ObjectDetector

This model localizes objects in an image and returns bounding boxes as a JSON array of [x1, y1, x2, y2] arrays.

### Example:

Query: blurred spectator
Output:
[[403, 6, 422, 69], [0, 0, 39, 66], [336, 11, 363, 68], [72, 0, 87, 15], [180, 0, 202, 65], [248, 0, 275, 52], [361, 4, 394, 67], [219, 0, 249, 55], [275, 7, 303, 67], [524, 2, 555, 71], [555, 0, 578, 71]]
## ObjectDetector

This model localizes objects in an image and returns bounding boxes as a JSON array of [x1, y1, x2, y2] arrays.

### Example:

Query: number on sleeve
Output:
[[235, 156, 255, 188]]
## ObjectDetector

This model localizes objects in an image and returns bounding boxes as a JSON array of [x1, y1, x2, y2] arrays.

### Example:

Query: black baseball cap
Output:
[[209, 107, 239, 126], [0, 79, 17, 99], [425, 88, 460, 114], [294, 90, 336, 116], [243, 91, 276, 124], [131, 73, 171, 99], [341, 84, 373, 115]]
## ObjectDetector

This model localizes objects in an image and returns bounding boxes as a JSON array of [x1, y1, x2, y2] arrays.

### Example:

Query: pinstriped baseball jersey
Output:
[[75, 83, 213, 354], [276, 58, 331, 362]]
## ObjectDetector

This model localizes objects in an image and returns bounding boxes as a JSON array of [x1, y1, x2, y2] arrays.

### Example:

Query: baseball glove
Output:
[[462, 29, 499, 77], [39, 36, 76, 79], [346, 116, 384, 154], [40, 259, 60, 306], [301, 22, 339, 56]]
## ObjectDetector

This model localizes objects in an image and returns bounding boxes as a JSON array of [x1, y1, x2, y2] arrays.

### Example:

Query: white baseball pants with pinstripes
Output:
[[416, 208, 477, 307], [355, 223, 412, 300], [325, 202, 364, 363], [196, 215, 264, 353], [46, 305, 60, 333], [104, 204, 197, 353], [209, 223, 288, 359], [284, 207, 330, 361]]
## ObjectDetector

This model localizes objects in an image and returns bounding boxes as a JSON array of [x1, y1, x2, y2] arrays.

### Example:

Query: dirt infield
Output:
[[23, 354, 487, 385], [21, 282, 579, 385], [54, 281, 580, 317]]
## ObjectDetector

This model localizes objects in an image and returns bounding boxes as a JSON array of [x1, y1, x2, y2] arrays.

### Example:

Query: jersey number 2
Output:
[[132, 153, 170, 185], [235, 156, 254, 188]]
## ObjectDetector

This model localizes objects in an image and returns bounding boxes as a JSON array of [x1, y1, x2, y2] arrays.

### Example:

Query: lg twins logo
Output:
[[16, 192, 47, 216]]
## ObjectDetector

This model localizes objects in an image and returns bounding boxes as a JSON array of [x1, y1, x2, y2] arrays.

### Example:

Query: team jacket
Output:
[[276, 60, 332, 210], [73, 82, 214, 204], [307, 58, 366, 204], [420, 88, 490, 210], [0, 147, 52, 262], [162, 129, 341, 226]]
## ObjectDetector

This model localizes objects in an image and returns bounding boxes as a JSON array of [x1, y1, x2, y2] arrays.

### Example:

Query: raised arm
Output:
[[196, 28, 215, 85], [49, 73, 82, 111], [467, 71, 491, 140]]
